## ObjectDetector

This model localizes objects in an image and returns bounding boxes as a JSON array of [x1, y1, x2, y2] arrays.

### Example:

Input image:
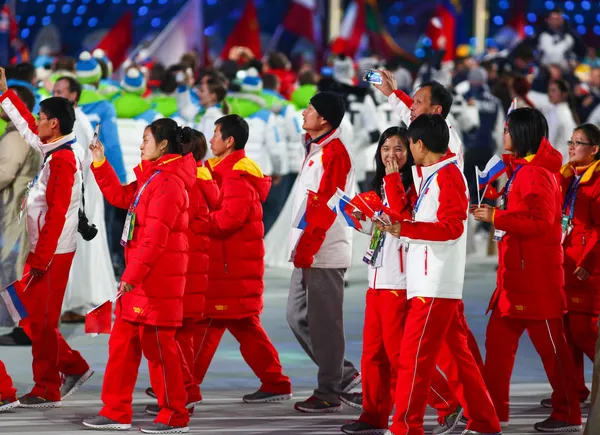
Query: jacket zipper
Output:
[[424, 246, 428, 276], [399, 248, 404, 273], [222, 242, 228, 274]]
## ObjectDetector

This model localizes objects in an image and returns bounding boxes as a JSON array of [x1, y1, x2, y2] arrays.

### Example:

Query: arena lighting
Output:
[[151, 18, 161, 28], [46, 4, 55, 13], [73, 16, 82, 26], [499, 0, 509, 10], [42, 16, 51, 26], [405, 16, 415, 25], [113, 0, 122, 4], [577, 25, 586, 34], [97, 0, 106, 4], [144, 0, 152, 4], [544, 0, 554, 10], [524, 25, 534, 36], [575, 14, 584, 24], [415, 48, 425, 58], [389, 15, 400, 25], [88, 17, 98, 27], [565, 1, 574, 11], [422, 36, 432, 47], [127, 0, 135, 5], [582, 1, 591, 11], [207, 0, 217, 5], [597, 14, 600, 22], [26, 16, 35, 26], [20, 28, 29, 39], [158, 0, 168, 4], [527, 13, 537, 22], [204, 25, 216, 36], [77, 5, 87, 14], [594, 25, 600, 35], [61, 4, 71, 13], [138, 6, 148, 16], [493, 15, 504, 26]]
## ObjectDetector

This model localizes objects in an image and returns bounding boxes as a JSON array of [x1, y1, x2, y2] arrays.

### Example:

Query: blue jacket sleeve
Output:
[[99, 101, 127, 183]]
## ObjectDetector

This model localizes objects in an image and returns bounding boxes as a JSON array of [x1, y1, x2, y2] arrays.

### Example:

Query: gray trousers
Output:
[[286, 267, 358, 403]]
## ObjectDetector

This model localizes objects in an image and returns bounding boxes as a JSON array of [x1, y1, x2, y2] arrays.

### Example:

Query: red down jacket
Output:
[[184, 161, 220, 319], [489, 138, 566, 320], [205, 150, 271, 319], [92, 153, 196, 327], [560, 160, 600, 315]]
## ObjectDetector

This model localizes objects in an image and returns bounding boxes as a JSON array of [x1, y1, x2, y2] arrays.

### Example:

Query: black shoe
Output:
[[145, 404, 160, 416], [294, 395, 342, 413], [341, 420, 386, 434], [533, 418, 581, 433], [339, 392, 363, 410], [146, 387, 156, 399], [60, 368, 94, 399], [18, 394, 61, 408], [0, 396, 19, 412], [0, 327, 32, 346], [540, 397, 586, 409], [340, 372, 362, 393], [82, 415, 131, 430], [242, 389, 292, 403], [433, 406, 464, 434], [139, 422, 189, 434]]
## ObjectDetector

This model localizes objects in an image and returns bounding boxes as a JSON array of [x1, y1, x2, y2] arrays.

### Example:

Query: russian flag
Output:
[[292, 194, 309, 230], [0, 281, 27, 323], [476, 155, 507, 205]]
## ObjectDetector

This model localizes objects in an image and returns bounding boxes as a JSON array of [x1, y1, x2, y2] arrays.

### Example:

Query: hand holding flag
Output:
[[85, 290, 122, 336], [475, 155, 506, 206]]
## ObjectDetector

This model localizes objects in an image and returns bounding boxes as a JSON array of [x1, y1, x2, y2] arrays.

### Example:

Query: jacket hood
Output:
[[134, 153, 196, 189], [207, 150, 271, 203], [504, 137, 563, 174], [560, 158, 600, 185]]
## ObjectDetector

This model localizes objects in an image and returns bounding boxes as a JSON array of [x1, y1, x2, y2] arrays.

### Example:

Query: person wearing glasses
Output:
[[541, 125, 600, 414], [472, 108, 582, 432]]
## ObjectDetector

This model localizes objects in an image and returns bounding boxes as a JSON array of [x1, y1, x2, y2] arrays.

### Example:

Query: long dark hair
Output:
[[506, 108, 548, 158], [180, 128, 208, 162], [371, 126, 414, 197], [147, 118, 184, 155]]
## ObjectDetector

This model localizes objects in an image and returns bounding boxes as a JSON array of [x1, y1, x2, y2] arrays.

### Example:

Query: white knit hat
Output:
[[76, 51, 102, 85], [92, 48, 113, 77], [121, 68, 147, 94]]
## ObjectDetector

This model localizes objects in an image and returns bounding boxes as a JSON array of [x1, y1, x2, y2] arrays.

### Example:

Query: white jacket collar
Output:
[[40, 132, 77, 156], [413, 154, 459, 195], [304, 127, 343, 159]]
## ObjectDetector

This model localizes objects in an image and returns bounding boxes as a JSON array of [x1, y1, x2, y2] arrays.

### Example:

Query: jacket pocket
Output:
[[424, 246, 428, 276]]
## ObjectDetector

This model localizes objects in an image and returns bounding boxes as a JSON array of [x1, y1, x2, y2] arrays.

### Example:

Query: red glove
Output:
[[293, 225, 327, 269]]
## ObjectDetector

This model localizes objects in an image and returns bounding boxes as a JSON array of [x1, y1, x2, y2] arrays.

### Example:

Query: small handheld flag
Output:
[[476, 155, 507, 206], [85, 291, 122, 336], [327, 188, 374, 234], [292, 194, 308, 230], [0, 281, 27, 323]]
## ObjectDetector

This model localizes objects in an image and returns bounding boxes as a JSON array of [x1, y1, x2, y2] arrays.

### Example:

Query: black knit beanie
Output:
[[309, 91, 346, 129]]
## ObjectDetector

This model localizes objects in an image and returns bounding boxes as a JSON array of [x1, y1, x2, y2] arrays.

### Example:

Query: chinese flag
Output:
[[305, 190, 336, 230], [85, 300, 113, 335], [96, 12, 133, 70], [220, 0, 262, 60], [350, 191, 385, 218]]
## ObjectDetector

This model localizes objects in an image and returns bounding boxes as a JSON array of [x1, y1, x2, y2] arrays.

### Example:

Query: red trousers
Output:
[[389, 298, 500, 435], [564, 312, 598, 401], [173, 318, 203, 405], [193, 315, 291, 394], [358, 289, 407, 429], [484, 309, 582, 424], [19, 252, 89, 401], [100, 316, 189, 427], [0, 361, 16, 401], [428, 303, 486, 421]]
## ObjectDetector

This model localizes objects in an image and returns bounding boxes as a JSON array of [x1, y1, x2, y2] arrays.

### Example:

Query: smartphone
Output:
[[92, 124, 101, 147], [176, 71, 185, 83], [363, 69, 383, 85]]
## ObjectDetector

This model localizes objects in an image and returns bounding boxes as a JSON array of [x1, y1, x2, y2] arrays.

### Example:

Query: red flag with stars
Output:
[[305, 190, 337, 230], [220, 0, 262, 60], [85, 300, 113, 335], [350, 191, 385, 218]]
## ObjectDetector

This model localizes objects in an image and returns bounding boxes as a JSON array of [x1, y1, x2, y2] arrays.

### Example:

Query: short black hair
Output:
[[262, 73, 279, 91], [298, 70, 316, 86], [13, 62, 36, 84], [408, 114, 449, 154], [506, 108, 548, 158], [39, 97, 76, 135], [147, 118, 184, 155], [215, 114, 249, 150], [10, 85, 35, 112], [419, 81, 453, 119], [56, 76, 82, 102]]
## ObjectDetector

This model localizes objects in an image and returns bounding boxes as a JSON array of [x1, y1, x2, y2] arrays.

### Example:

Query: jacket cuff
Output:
[[92, 157, 107, 168], [26, 252, 49, 271]]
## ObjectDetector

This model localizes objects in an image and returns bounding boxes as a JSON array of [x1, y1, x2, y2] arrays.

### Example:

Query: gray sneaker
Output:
[[82, 415, 131, 430], [341, 372, 362, 393], [339, 392, 363, 410], [341, 420, 387, 434], [18, 394, 61, 408], [139, 423, 189, 434], [433, 406, 464, 434], [242, 390, 292, 403], [461, 430, 502, 435], [533, 418, 582, 433], [60, 368, 94, 399]]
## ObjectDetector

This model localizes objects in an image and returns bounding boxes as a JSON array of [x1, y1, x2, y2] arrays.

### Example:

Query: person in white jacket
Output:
[[52, 76, 116, 323], [377, 114, 501, 435], [374, 70, 464, 169], [340, 126, 413, 434]]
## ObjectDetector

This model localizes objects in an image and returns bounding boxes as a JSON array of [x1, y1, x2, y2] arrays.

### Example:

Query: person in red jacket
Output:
[[144, 128, 220, 414], [538, 124, 600, 409], [0, 361, 18, 411], [0, 69, 93, 407], [193, 114, 292, 403], [83, 118, 196, 434], [473, 107, 582, 432]]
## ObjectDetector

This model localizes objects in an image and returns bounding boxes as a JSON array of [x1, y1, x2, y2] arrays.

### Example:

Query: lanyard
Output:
[[563, 175, 582, 220], [501, 165, 523, 209], [414, 162, 456, 214], [131, 171, 161, 211]]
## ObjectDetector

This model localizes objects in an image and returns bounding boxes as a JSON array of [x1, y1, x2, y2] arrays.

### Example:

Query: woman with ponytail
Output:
[[83, 118, 196, 434], [540, 124, 600, 413], [472, 108, 582, 432]]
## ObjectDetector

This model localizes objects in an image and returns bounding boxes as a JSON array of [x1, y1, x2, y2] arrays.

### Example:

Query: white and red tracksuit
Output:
[[0, 90, 89, 402], [388, 154, 500, 435], [358, 174, 410, 429]]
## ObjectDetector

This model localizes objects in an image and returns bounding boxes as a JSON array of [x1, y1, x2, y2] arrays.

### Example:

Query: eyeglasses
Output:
[[503, 127, 509, 135], [36, 116, 55, 124], [567, 140, 594, 148]]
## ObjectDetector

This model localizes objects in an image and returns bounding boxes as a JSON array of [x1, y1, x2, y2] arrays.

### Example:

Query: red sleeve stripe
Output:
[[393, 90, 413, 109]]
